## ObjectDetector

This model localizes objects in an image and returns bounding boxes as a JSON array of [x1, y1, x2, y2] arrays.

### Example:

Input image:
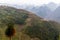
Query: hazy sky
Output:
[[0, 0, 60, 6]]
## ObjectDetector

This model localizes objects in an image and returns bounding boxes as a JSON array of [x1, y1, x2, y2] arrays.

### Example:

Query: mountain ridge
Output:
[[0, 6, 59, 40]]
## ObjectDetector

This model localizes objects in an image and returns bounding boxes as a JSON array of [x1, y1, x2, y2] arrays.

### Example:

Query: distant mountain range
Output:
[[0, 2, 60, 22]]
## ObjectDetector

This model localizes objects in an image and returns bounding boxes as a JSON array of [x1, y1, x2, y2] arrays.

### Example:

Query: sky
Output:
[[0, 0, 60, 6]]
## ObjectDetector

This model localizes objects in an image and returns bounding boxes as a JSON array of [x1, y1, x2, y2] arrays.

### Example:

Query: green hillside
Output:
[[0, 6, 59, 40]]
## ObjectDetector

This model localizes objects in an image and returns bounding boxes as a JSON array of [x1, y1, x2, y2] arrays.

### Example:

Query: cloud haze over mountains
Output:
[[0, 2, 60, 22]]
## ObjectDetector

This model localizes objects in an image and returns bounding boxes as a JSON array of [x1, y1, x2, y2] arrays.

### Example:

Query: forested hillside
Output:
[[0, 6, 59, 40]]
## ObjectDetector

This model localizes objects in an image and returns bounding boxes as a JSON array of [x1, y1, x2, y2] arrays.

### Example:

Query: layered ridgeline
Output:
[[0, 6, 59, 40]]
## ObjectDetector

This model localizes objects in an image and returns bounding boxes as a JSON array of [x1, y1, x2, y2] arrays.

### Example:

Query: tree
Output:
[[5, 22, 15, 40]]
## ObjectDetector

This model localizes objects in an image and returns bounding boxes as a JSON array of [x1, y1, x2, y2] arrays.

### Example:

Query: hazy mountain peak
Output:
[[46, 2, 58, 11]]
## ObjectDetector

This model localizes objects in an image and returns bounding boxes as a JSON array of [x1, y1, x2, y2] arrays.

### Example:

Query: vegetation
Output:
[[5, 22, 15, 40], [24, 17, 59, 40], [0, 6, 59, 40]]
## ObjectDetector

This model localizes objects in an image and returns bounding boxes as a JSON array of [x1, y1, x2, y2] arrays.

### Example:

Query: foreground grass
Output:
[[0, 24, 59, 40], [59, 34, 60, 40]]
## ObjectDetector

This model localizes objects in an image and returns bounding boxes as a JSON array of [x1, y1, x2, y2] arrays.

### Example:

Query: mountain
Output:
[[0, 6, 59, 40], [51, 6, 60, 22], [23, 3, 60, 23], [46, 2, 58, 11], [0, 3, 58, 19], [20, 3, 58, 19], [22, 4, 52, 18], [36, 5, 52, 18]]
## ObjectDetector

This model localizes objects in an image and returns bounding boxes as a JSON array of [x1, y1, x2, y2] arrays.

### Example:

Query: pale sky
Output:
[[0, 0, 60, 6]]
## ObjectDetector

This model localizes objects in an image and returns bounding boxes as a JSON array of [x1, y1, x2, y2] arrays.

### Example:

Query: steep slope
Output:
[[37, 5, 52, 18], [0, 6, 29, 25], [25, 5, 52, 18], [0, 3, 59, 22], [0, 6, 59, 40]]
